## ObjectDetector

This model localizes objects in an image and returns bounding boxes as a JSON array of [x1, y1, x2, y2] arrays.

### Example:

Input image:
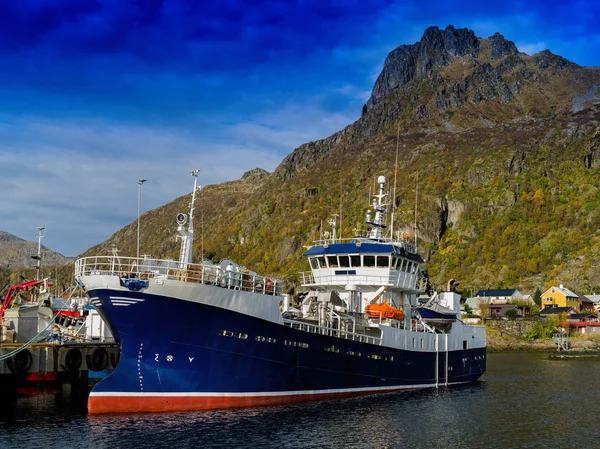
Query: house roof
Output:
[[569, 313, 598, 320], [489, 304, 528, 309], [475, 289, 518, 297], [585, 294, 600, 303], [544, 285, 586, 300], [540, 306, 577, 316], [564, 287, 594, 302]]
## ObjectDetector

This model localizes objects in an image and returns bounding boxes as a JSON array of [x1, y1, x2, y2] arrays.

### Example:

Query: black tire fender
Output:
[[6, 349, 33, 374], [86, 347, 109, 371], [60, 348, 83, 372]]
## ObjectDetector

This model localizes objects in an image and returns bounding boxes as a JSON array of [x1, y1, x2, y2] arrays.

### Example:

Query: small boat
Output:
[[416, 292, 459, 323]]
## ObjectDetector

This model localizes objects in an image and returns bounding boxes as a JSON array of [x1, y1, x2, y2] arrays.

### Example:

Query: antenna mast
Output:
[[366, 176, 387, 240], [34, 226, 45, 281], [177, 170, 200, 268], [390, 121, 400, 240], [414, 173, 418, 248], [328, 215, 338, 243], [320, 219, 323, 241], [339, 176, 343, 242], [201, 192, 204, 262]]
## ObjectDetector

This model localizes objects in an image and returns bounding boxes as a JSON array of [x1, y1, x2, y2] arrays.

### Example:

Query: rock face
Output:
[[366, 25, 480, 109], [274, 128, 350, 180], [0, 231, 71, 269], [0, 231, 25, 244], [242, 168, 269, 182], [467, 62, 514, 103], [489, 32, 518, 59], [533, 50, 574, 71], [274, 25, 600, 183], [85, 25, 600, 292]]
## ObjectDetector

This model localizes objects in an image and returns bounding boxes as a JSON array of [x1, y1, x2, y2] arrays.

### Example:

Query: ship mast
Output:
[[33, 226, 45, 281], [366, 176, 387, 240], [177, 170, 200, 268]]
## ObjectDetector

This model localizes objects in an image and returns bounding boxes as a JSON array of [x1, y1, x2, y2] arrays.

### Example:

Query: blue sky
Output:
[[1, 0, 599, 257]]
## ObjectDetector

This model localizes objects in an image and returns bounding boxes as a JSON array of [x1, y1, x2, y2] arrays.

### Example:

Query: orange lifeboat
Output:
[[365, 303, 405, 321]]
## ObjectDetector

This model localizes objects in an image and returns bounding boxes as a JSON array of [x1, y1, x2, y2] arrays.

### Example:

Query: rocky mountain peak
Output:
[[533, 49, 574, 71], [0, 231, 71, 269], [0, 231, 25, 243], [489, 32, 518, 59], [366, 25, 479, 109], [241, 167, 269, 181]]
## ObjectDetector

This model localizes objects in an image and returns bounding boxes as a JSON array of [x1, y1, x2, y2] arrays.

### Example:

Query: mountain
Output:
[[82, 25, 600, 294], [0, 231, 72, 270]]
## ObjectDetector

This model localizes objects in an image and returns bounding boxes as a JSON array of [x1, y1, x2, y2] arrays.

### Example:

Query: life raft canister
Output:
[[365, 303, 405, 321]]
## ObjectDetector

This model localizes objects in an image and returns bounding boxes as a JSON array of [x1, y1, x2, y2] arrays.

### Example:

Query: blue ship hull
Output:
[[88, 288, 486, 413]]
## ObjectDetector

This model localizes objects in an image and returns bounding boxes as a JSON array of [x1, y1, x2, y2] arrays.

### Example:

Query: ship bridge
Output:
[[300, 239, 426, 292]]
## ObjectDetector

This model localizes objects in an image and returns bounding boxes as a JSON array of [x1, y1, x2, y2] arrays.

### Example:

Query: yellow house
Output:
[[541, 285, 586, 311]]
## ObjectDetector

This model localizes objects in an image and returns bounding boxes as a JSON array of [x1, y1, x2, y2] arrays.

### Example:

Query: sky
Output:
[[0, 0, 599, 257]]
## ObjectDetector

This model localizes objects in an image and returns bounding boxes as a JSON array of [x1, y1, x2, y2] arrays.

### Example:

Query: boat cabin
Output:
[[301, 240, 424, 292]]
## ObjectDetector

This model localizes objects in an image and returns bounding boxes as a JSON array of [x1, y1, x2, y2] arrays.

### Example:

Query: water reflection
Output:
[[2, 353, 600, 449]]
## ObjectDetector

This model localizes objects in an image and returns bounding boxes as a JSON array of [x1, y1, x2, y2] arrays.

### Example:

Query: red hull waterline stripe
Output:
[[88, 383, 465, 414]]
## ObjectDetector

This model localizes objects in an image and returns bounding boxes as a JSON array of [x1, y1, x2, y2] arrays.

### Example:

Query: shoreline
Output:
[[486, 327, 600, 353]]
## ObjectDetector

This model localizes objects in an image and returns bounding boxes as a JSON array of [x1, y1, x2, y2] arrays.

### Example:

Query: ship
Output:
[[76, 171, 486, 414]]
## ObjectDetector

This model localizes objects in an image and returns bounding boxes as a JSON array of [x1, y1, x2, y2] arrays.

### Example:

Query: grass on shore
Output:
[[485, 326, 600, 353]]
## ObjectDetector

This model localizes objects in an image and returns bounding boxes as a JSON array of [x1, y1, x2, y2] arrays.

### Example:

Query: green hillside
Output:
[[81, 26, 600, 295]]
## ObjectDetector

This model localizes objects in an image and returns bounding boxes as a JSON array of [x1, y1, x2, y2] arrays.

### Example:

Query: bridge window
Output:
[[363, 255, 375, 267], [399, 259, 406, 272], [327, 255, 339, 268], [317, 256, 326, 268], [376, 256, 390, 268], [350, 255, 361, 267], [338, 255, 350, 268], [310, 258, 319, 269]]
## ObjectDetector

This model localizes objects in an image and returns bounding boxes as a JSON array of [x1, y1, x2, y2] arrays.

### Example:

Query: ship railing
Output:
[[310, 236, 417, 254], [282, 318, 381, 345], [74, 256, 281, 296], [364, 314, 435, 333], [299, 271, 316, 285], [299, 271, 397, 287], [311, 236, 392, 246], [366, 311, 405, 329]]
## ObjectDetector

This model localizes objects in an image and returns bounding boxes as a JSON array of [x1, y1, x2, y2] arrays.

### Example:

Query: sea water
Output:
[[1, 353, 599, 449]]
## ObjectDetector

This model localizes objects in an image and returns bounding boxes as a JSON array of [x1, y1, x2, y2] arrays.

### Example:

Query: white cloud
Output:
[[0, 100, 355, 256], [334, 84, 371, 103], [516, 42, 547, 56]]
